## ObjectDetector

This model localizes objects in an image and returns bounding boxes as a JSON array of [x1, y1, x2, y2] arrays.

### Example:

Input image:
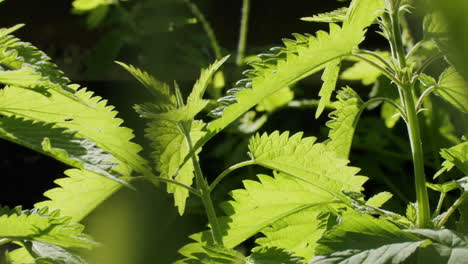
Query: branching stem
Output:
[[437, 192, 468, 228], [415, 85, 436, 112], [352, 53, 404, 88], [388, 0, 431, 228], [433, 192, 446, 218], [357, 50, 394, 73], [180, 123, 224, 245], [361, 97, 407, 121]]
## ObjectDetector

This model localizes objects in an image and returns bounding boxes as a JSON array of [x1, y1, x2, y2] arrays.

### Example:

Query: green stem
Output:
[[358, 50, 394, 73], [401, 83, 431, 228], [184, 0, 222, 59], [390, 0, 406, 69], [352, 53, 404, 88], [389, 0, 431, 228], [415, 85, 436, 112], [236, 0, 250, 65], [437, 192, 468, 228], [361, 97, 407, 121], [210, 160, 255, 192], [433, 192, 446, 218], [180, 123, 224, 245]]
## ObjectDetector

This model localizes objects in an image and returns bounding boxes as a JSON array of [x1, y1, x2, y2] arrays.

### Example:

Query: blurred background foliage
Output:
[[0, 0, 467, 263]]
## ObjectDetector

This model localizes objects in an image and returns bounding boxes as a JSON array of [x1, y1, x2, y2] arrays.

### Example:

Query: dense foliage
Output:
[[0, 0, 467, 263]]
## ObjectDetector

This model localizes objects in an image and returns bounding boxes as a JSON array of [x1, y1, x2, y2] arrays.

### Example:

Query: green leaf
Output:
[[406, 229, 468, 264], [0, 116, 118, 180], [34, 169, 121, 222], [426, 181, 460, 193], [436, 141, 468, 178], [220, 172, 346, 260], [248, 248, 304, 264], [208, 0, 384, 135], [0, 84, 150, 177], [311, 212, 423, 264], [24, 241, 88, 264], [365, 192, 393, 208], [248, 131, 367, 195], [256, 87, 294, 112], [187, 55, 230, 103], [340, 51, 389, 86], [0, 207, 97, 249], [115, 62, 176, 106], [0, 25, 83, 101], [316, 59, 341, 118], [146, 120, 206, 215], [325, 87, 363, 159], [436, 67, 468, 113], [301, 7, 349, 23]]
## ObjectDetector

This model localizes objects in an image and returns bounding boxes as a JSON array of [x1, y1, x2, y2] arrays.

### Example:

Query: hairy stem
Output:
[[415, 85, 436, 112], [387, 0, 431, 228], [433, 192, 446, 218], [401, 84, 431, 228], [437, 192, 468, 228], [236, 0, 250, 65], [361, 97, 407, 121], [180, 123, 224, 245], [352, 53, 404, 87], [210, 160, 255, 192], [390, 0, 406, 69]]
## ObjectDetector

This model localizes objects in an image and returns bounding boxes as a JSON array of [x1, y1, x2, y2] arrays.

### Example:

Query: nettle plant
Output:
[[0, 0, 467, 263]]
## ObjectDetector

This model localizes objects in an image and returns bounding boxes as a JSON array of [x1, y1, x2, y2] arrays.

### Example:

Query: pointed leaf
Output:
[[301, 8, 348, 23], [311, 212, 423, 264], [316, 59, 341, 118], [115, 61, 176, 106], [436, 67, 468, 113], [0, 84, 150, 177], [325, 87, 363, 159], [220, 172, 348, 260], [146, 120, 206, 215], [437, 141, 468, 177], [25, 241, 88, 264], [0, 208, 97, 249], [248, 248, 304, 264], [249, 131, 367, 196], [365, 192, 393, 208], [34, 169, 121, 222], [187, 55, 230, 103], [0, 116, 117, 178]]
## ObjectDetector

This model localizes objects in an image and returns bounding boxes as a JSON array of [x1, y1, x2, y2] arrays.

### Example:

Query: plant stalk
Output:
[[437, 192, 468, 228], [401, 84, 431, 228], [184, 0, 222, 59], [210, 160, 255, 192], [181, 123, 224, 245], [389, 0, 431, 228], [236, 0, 250, 65]]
